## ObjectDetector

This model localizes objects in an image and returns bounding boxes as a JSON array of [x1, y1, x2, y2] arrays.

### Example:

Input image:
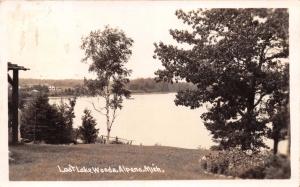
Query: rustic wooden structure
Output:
[[8, 62, 29, 144], [99, 135, 134, 145]]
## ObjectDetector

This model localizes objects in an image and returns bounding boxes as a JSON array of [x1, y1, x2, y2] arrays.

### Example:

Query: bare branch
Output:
[[88, 101, 106, 116]]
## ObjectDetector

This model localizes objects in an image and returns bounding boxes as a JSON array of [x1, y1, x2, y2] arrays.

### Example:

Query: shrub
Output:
[[209, 145, 223, 151], [79, 109, 99, 144], [264, 154, 290, 179], [239, 154, 290, 179], [239, 165, 266, 179], [199, 148, 290, 179]]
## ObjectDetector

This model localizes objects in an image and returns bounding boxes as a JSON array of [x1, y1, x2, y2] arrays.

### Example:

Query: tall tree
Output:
[[54, 97, 77, 144], [79, 109, 99, 144], [81, 26, 133, 143], [21, 93, 54, 142], [153, 9, 289, 151]]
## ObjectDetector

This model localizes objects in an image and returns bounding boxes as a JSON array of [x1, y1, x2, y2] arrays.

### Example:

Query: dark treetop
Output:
[[153, 9, 289, 151]]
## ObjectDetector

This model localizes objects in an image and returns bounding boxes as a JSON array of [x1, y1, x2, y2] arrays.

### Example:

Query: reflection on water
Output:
[[49, 93, 288, 153]]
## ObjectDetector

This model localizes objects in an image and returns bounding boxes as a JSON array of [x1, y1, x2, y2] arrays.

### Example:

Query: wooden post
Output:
[[11, 70, 19, 144]]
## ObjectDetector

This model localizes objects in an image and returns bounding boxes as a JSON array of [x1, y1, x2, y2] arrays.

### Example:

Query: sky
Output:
[[0, 1, 200, 80]]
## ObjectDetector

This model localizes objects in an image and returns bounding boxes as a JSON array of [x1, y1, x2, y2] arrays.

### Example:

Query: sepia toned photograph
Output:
[[0, 1, 299, 186]]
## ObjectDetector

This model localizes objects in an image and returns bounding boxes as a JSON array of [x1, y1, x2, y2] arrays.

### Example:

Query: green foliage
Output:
[[199, 148, 269, 177], [263, 154, 290, 179], [153, 9, 289, 151], [81, 25, 134, 142], [19, 78, 196, 96], [19, 79, 89, 97], [30, 85, 49, 93], [52, 97, 77, 144], [128, 78, 195, 93], [79, 109, 99, 144], [199, 148, 290, 179], [21, 93, 56, 142], [21, 94, 76, 144], [238, 154, 290, 179], [81, 25, 133, 101], [20, 79, 84, 88]]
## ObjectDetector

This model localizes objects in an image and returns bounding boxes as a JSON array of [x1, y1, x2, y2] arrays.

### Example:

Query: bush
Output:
[[79, 109, 99, 144], [199, 148, 290, 179], [238, 165, 266, 179], [239, 154, 290, 179], [264, 154, 290, 179]]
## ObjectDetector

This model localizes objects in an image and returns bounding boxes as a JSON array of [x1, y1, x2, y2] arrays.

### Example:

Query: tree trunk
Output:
[[287, 100, 291, 157], [105, 81, 111, 144], [243, 89, 255, 150], [273, 137, 279, 155], [106, 128, 110, 144], [287, 120, 291, 157], [106, 87, 110, 144], [106, 106, 110, 143]]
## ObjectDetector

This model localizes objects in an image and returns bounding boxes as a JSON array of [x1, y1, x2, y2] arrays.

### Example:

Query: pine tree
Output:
[[54, 98, 77, 144], [153, 9, 289, 151], [21, 94, 77, 144], [79, 109, 99, 144], [21, 93, 56, 142]]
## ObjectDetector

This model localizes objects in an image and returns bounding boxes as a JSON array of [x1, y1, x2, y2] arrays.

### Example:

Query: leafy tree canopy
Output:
[[153, 9, 289, 150]]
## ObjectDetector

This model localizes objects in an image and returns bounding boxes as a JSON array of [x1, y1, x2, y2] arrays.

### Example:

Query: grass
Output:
[[9, 143, 224, 181]]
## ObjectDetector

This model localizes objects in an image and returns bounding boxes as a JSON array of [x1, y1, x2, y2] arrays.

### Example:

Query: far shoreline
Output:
[[48, 91, 177, 99]]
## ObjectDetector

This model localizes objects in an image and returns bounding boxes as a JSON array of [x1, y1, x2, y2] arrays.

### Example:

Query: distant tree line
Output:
[[20, 79, 84, 88], [19, 84, 88, 97], [128, 78, 195, 93], [19, 78, 196, 97]]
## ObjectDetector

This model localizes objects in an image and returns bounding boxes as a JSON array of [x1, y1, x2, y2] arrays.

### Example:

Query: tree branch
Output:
[[89, 101, 106, 116], [265, 51, 287, 61], [237, 109, 245, 117], [254, 94, 266, 108], [258, 43, 269, 69]]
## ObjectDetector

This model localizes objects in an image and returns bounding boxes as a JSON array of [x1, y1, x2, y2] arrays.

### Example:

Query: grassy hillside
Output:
[[9, 144, 223, 180]]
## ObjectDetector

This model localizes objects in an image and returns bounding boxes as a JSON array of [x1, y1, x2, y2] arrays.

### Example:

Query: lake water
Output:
[[49, 93, 288, 153]]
